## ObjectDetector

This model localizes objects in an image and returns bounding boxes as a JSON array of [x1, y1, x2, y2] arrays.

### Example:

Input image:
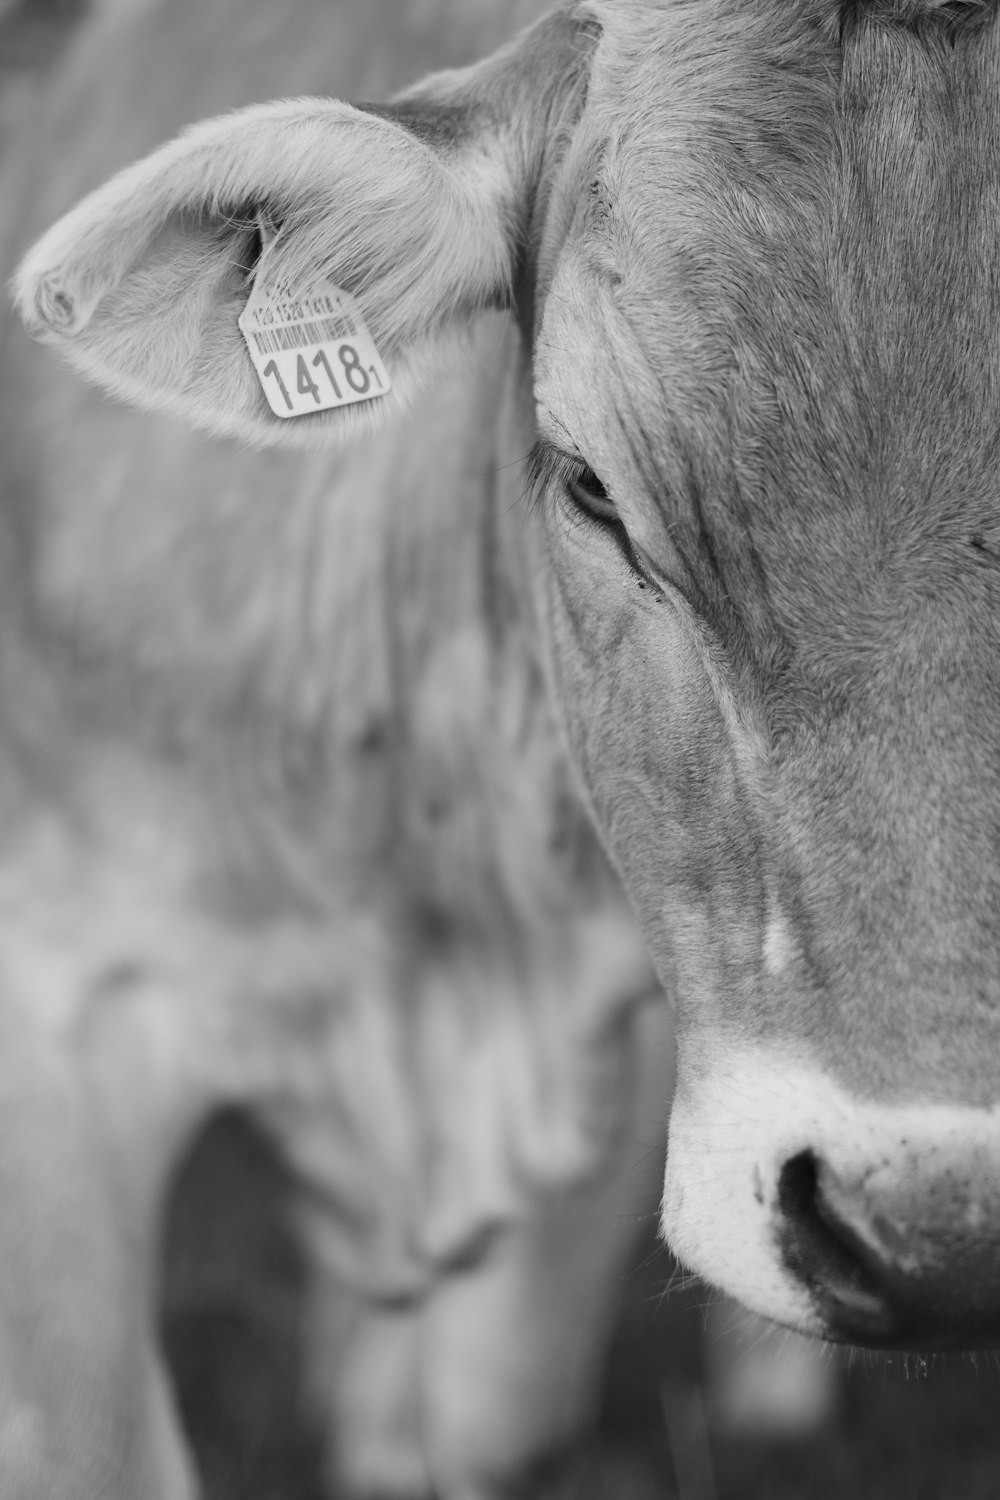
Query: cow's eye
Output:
[[566, 465, 618, 524]]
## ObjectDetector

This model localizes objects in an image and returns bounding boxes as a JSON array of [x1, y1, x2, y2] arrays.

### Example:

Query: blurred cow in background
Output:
[[2, 4, 672, 1496], [9, 0, 1000, 1495]]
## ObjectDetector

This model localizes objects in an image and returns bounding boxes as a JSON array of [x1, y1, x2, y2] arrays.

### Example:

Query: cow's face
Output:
[[527, 0, 1000, 1346], [16, 0, 1000, 1348]]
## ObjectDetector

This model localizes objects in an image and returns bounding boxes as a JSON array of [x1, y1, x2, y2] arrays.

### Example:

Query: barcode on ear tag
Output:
[[238, 273, 390, 419]]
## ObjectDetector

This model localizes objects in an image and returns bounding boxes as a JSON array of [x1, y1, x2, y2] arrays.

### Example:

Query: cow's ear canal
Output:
[[238, 221, 264, 289], [238, 208, 285, 289]]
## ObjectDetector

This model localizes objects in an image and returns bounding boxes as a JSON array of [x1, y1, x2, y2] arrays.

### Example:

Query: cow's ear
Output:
[[12, 8, 597, 447]]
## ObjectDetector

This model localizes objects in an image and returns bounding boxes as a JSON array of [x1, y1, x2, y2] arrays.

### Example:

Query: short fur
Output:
[[10, 0, 1000, 1490]]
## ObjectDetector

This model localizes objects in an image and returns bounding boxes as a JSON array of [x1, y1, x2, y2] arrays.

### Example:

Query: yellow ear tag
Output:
[[239, 254, 390, 419]]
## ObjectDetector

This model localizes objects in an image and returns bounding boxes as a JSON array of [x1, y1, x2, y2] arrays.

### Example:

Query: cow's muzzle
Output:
[[662, 1046, 1000, 1351]]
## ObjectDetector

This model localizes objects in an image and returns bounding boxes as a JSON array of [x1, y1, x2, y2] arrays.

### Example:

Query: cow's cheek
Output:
[[531, 526, 764, 1019]]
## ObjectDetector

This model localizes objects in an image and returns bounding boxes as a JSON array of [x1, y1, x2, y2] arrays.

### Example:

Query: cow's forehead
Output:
[[537, 0, 1000, 682]]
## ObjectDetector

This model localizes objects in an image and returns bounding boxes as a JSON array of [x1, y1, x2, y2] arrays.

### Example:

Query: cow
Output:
[[8, 0, 1000, 1492]]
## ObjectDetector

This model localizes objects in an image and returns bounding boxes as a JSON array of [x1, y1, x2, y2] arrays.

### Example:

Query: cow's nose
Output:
[[776, 1150, 896, 1341], [776, 1148, 1000, 1349]]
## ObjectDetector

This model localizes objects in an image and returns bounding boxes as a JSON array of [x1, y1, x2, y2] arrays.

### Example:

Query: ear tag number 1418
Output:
[[239, 273, 390, 419]]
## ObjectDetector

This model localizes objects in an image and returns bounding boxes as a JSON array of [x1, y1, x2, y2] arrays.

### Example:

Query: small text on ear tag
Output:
[[239, 270, 390, 420]]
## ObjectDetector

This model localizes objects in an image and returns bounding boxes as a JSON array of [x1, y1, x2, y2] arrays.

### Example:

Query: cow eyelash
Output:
[[525, 441, 663, 592], [524, 442, 619, 524]]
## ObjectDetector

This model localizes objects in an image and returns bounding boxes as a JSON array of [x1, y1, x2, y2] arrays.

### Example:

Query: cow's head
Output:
[[16, 0, 1000, 1350]]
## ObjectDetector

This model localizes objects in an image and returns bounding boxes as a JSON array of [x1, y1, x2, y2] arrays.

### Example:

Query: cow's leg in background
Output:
[[0, 933, 196, 1499], [0, 755, 284, 1500]]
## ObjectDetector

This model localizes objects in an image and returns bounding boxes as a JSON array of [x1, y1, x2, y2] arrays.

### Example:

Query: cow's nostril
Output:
[[776, 1150, 896, 1341]]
